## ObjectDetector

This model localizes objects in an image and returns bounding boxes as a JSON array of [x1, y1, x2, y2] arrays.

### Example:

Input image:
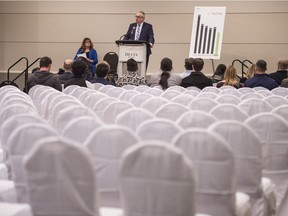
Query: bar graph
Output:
[[189, 7, 226, 59]]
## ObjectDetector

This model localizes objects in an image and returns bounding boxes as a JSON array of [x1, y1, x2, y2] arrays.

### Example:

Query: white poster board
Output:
[[189, 7, 226, 59]]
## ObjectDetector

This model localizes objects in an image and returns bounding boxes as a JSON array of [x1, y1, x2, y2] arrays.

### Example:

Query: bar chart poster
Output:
[[189, 7, 226, 59]]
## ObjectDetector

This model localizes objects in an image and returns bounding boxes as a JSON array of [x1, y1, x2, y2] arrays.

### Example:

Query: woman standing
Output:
[[74, 37, 98, 78]]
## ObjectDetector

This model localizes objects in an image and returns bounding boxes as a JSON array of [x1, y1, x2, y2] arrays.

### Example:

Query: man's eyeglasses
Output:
[[135, 15, 144, 18]]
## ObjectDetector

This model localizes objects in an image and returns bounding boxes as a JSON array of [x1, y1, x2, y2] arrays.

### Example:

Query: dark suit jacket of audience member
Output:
[[269, 70, 288, 85], [181, 72, 213, 90], [59, 72, 73, 84], [64, 77, 87, 88]]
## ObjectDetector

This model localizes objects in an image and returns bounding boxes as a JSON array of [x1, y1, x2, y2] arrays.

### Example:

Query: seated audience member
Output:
[[31, 67, 40, 74], [181, 58, 212, 90], [116, 58, 148, 87], [240, 64, 255, 84], [269, 58, 288, 85], [244, 59, 278, 90], [26, 56, 62, 93], [59, 59, 73, 84], [76, 56, 93, 81], [150, 57, 182, 90], [64, 59, 87, 88], [212, 64, 227, 84], [90, 61, 115, 85], [216, 65, 240, 88], [179, 58, 194, 79]]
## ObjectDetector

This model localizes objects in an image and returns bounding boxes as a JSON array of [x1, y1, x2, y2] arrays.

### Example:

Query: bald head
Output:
[[63, 59, 73, 71]]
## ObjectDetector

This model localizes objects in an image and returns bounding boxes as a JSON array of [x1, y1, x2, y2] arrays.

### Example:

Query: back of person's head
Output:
[[127, 58, 138, 72], [63, 59, 73, 71], [223, 65, 238, 86], [246, 64, 256, 78], [193, 58, 204, 72], [184, 58, 194, 70], [96, 61, 110, 78], [277, 58, 288, 70], [72, 60, 86, 77], [214, 64, 227, 76], [159, 58, 172, 90], [39, 56, 52, 68], [31, 67, 40, 74], [256, 59, 267, 73]]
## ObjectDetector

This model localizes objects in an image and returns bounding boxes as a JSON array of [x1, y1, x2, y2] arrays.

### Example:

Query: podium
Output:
[[115, 40, 148, 78]]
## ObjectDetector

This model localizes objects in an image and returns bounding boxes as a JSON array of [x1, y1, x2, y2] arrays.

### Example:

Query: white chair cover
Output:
[[189, 98, 219, 112], [91, 97, 119, 119], [121, 84, 136, 90], [106, 87, 125, 98], [0, 180, 17, 203], [238, 98, 273, 116], [155, 102, 190, 121], [196, 92, 218, 99], [143, 88, 163, 96], [120, 142, 196, 216], [140, 97, 169, 113], [176, 110, 217, 129], [84, 125, 139, 207], [209, 120, 271, 216], [0, 202, 32, 216], [118, 90, 139, 102], [129, 93, 153, 107], [238, 87, 255, 95], [7, 123, 58, 203], [102, 101, 134, 124], [271, 87, 288, 97], [136, 118, 182, 142], [77, 89, 97, 103], [240, 93, 265, 101], [134, 85, 150, 93], [256, 90, 273, 97], [171, 94, 194, 106], [253, 86, 269, 91], [115, 108, 155, 131], [24, 137, 98, 216], [173, 128, 241, 216], [83, 92, 108, 108], [263, 95, 288, 108], [184, 90, 199, 97], [215, 94, 241, 105], [245, 113, 288, 208], [93, 82, 104, 90], [98, 85, 116, 94], [28, 85, 53, 99], [218, 88, 242, 98], [0, 163, 8, 180], [36, 91, 63, 117], [160, 90, 181, 100], [271, 104, 288, 122], [68, 86, 91, 98], [62, 116, 103, 144], [62, 84, 80, 94], [209, 104, 248, 122], [186, 86, 201, 92], [0, 96, 36, 112], [201, 86, 221, 94]]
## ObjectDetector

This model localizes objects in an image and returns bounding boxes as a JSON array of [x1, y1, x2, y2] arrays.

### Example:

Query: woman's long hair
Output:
[[223, 65, 239, 87], [159, 58, 172, 90], [81, 37, 93, 52]]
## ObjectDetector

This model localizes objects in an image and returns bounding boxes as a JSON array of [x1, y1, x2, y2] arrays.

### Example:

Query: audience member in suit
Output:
[[74, 37, 98, 78], [181, 58, 213, 90], [90, 61, 115, 86], [244, 59, 278, 90], [269, 58, 288, 85], [64, 59, 87, 88], [149, 57, 182, 90], [26, 56, 62, 93], [116, 58, 148, 87], [179, 58, 194, 79], [211, 64, 227, 84], [124, 11, 155, 68], [239, 64, 256, 85], [216, 65, 240, 89], [59, 59, 73, 84]]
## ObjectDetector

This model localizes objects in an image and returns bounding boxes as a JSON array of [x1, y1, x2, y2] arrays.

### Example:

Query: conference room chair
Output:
[[160, 89, 181, 100], [121, 84, 136, 90], [0, 180, 17, 202], [271, 87, 288, 97], [136, 118, 182, 142], [0, 93, 35, 110], [92, 82, 104, 90], [219, 85, 237, 90], [173, 128, 251, 216], [7, 123, 58, 203], [171, 93, 195, 106], [238, 98, 273, 116], [184, 89, 200, 97], [240, 93, 265, 101], [189, 97, 219, 112], [218, 88, 242, 98], [0, 85, 21, 97], [36, 90, 63, 118], [186, 86, 201, 92], [140, 96, 169, 113], [143, 87, 163, 96], [0, 202, 32, 216], [196, 91, 218, 99], [128, 92, 152, 107], [209, 104, 248, 122], [215, 94, 241, 105], [176, 110, 217, 129], [252, 86, 269, 91], [62, 116, 103, 145], [256, 90, 273, 97], [263, 95, 288, 109], [61, 84, 80, 94], [83, 91, 108, 108], [28, 85, 53, 100], [166, 85, 188, 92], [115, 107, 155, 131], [65, 86, 91, 98], [119, 142, 210, 216], [237, 87, 255, 95], [90, 97, 119, 119], [106, 87, 125, 98], [24, 137, 98, 216], [209, 120, 276, 216], [84, 125, 139, 207], [155, 102, 190, 121], [118, 90, 139, 102], [134, 85, 150, 92], [245, 113, 288, 208], [102, 101, 134, 124], [98, 84, 116, 94], [271, 105, 288, 122], [201, 86, 221, 94]]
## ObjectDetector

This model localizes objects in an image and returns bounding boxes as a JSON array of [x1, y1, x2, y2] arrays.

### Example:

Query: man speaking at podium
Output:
[[124, 11, 155, 69]]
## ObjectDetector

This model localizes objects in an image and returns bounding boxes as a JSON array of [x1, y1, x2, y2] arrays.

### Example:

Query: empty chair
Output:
[[186, 86, 201, 92], [134, 85, 150, 92], [69, 86, 91, 98], [189, 98, 219, 112], [196, 92, 218, 100], [173, 128, 251, 216], [0, 202, 32, 216], [209, 121, 274, 216], [106, 87, 125, 98], [202, 86, 221, 94], [129, 93, 152, 107], [271, 87, 288, 97], [253, 86, 269, 91], [263, 95, 288, 108], [141, 97, 169, 113], [121, 84, 136, 90], [83, 92, 108, 108], [160, 90, 181, 100], [118, 90, 139, 102], [210, 104, 248, 121], [115, 108, 155, 131], [171, 93, 194, 106], [92, 82, 104, 90], [0, 180, 17, 202], [177, 110, 217, 129], [90, 97, 119, 118], [136, 118, 182, 142], [78, 89, 97, 103], [84, 125, 139, 207], [98, 85, 116, 94], [184, 89, 199, 97], [143, 87, 163, 96], [102, 101, 134, 124], [61, 84, 80, 94], [120, 142, 197, 216], [155, 102, 190, 121], [271, 105, 288, 122], [256, 90, 273, 97], [238, 98, 273, 116], [166, 85, 187, 92], [219, 88, 242, 98], [246, 113, 288, 208], [24, 137, 98, 216], [219, 85, 237, 90], [216, 94, 241, 105], [240, 93, 264, 101], [238, 87, 255, 95], [7, 123, 58, 203]]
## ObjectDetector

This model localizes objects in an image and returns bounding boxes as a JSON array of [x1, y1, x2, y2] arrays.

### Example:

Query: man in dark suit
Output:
[[124, 11, 155, 69]]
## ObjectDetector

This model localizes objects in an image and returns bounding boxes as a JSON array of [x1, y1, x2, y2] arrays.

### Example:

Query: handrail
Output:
[[232, 59, 254, 78], [7, 57, 28, 81]]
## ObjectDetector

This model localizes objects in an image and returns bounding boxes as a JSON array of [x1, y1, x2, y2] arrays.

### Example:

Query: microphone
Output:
[[119, 34, 127, 40]]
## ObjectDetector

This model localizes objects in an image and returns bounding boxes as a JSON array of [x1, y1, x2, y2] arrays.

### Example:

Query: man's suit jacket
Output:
[[124, 22, 155, 55]]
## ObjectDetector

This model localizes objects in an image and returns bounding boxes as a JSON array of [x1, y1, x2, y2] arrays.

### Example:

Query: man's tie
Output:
[[135, 24, 141, 40]]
